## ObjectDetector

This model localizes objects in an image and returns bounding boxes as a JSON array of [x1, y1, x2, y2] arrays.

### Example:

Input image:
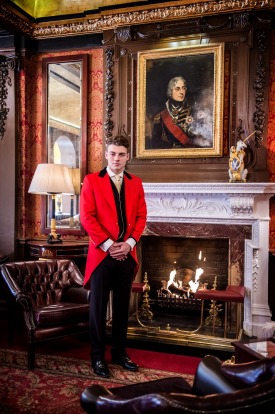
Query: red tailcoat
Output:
[[80, 169, 147, 288]]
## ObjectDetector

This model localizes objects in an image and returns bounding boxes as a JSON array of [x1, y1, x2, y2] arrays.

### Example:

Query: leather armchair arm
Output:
[[66, 261, 85, 287], [81, 378, 275, 414], [0, 265, 22, 298], [62, 286, 90, 303], [192, 355, 239, 395]]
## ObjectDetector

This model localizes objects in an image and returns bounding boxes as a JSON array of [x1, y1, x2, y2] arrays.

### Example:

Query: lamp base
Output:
[[47, 233, 62, 244]]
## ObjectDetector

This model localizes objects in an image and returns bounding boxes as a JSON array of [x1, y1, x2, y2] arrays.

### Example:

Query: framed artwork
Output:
[[136, 43, 224, 158]]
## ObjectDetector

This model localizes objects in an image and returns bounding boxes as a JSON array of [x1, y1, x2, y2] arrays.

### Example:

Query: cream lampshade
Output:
[[28, 163, 74, 243]]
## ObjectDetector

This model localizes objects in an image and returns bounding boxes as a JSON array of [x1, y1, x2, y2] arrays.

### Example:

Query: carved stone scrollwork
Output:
[[253, 31, 267, 148], [0, 55, 16, 140], [104, 48, 114, 141], [252, 249, 259, 292], [229, 195, 254, 216]]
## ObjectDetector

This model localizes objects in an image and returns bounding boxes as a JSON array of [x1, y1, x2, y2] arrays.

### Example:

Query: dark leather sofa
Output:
[[81, 354, 275, 413], [0, 259, 90, 369]]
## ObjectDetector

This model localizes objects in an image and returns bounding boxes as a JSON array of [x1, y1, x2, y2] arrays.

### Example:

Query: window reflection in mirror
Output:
[[42, 55, 87, 235]]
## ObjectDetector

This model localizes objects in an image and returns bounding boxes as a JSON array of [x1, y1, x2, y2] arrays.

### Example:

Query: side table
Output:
[[27, 240, 89, 275], [232, 338, 275, 363]]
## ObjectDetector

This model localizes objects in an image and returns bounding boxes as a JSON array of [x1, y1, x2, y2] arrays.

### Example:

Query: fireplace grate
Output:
[[157, 291, 201, 311]]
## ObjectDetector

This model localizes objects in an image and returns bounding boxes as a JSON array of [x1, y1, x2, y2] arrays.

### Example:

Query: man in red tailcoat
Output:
[[80, 135, 147, 378]]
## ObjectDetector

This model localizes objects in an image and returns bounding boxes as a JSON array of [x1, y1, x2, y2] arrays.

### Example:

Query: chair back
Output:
[[1, 259, 84, 307]]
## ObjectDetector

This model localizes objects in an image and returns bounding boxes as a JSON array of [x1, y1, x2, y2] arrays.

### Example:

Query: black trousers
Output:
[[89, 254, 136, 361]]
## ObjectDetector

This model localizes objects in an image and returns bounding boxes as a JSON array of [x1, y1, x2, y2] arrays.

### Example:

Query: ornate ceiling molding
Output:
[[0, 0, 274, 39], [0, 2, 33, 37]]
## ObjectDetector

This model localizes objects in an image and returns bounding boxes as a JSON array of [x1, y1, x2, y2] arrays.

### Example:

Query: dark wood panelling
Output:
[[102, 11, 272, 183]]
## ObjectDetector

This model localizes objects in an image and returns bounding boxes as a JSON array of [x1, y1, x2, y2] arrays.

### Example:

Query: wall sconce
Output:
[[28, 163, 74, 243]]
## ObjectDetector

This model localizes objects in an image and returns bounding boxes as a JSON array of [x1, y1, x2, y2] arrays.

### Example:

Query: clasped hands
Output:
[[109, 242, 131, 261]]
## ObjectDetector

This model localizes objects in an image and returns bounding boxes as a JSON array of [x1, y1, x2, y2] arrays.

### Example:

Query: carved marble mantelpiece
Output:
[[143, 182, 275, 338]]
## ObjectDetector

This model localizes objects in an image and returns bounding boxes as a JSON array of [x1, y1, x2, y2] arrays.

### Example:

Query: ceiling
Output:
[[9, 0, 146, 19]]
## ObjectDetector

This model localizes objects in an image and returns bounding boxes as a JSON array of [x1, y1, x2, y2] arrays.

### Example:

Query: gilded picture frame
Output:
[[137, 43, 224, 158]]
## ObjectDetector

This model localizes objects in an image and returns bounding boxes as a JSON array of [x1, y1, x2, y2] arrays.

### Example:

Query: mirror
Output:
[[42, 55, 87, 235]]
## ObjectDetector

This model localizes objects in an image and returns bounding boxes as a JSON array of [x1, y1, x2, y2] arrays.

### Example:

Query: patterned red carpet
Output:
[[0, 348, 197, 414]]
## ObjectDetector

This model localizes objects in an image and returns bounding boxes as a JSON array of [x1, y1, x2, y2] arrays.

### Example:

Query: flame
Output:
[[195, 267, 204, 282], [167, 269, 177, 289], [189, 267, 204, 293], [166, 267, 204, 294]]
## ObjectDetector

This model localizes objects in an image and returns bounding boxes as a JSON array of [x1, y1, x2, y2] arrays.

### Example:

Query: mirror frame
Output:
[[41, 54, 88, 236]]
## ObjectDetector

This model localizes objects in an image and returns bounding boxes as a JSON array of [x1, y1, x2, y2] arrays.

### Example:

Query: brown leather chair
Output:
[[0, 259, 90, 369], [81, 355, 275, 413]]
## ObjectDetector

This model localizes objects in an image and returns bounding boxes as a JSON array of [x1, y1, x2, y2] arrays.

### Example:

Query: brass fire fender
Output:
[[127, 273, 239, 352]]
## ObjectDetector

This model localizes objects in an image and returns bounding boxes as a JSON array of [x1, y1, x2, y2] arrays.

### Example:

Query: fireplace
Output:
[[142, 236, 229, 308], [132, 182, 275, 346]]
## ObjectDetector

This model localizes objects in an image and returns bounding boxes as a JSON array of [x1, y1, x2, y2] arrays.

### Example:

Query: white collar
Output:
[[107, 166, 123, 178]]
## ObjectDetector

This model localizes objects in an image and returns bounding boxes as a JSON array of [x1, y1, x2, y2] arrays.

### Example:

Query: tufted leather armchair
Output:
[[0, 259, 90, 369], [81, 355, 275, 413]]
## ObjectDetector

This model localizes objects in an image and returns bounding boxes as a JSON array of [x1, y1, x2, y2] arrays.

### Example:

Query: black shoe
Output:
[[112, 354, 139, 371], [92, 360, 110, 378]]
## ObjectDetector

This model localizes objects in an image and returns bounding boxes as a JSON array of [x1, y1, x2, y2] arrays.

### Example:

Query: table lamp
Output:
[[69, 168, 81, 228], [28, 163, 74, 244]]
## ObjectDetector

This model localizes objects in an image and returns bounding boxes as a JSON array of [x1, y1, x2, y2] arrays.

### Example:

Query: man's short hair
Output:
[[106, 135, 129, 149]]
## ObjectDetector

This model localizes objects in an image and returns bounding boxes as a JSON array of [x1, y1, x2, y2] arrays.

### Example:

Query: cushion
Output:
[[33, 302, 89, 326]]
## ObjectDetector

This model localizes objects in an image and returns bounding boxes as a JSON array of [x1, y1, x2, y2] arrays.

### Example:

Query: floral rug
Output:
[[0, 349, 194, 414]]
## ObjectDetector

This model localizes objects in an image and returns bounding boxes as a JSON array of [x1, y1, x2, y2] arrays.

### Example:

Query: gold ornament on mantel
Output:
[[228, 131, 256, 183]]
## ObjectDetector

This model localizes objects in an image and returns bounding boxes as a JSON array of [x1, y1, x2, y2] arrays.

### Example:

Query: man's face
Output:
[[171, 79, 186, 102], [105, 144, 130, 174]]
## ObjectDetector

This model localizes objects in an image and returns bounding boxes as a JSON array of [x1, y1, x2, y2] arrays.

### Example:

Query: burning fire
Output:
[[166, 266, 204, 296], [188, 267, 204, 293]]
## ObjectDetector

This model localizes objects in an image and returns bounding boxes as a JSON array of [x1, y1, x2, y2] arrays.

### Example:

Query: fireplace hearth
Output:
[[126, 182, 275, 351]]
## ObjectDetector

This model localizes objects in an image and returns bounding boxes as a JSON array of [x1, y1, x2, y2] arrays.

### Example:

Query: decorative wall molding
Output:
[[143, 182, 275, 223], [0, 54, 16, 140], [0, 0, 273, 39], [104, 48, 114, 142], [253, 30, 267, 148]]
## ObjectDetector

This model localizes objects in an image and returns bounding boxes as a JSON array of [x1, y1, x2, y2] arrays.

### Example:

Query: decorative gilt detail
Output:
[[0, 55, 16, 140], [1, 0, 269, 39], [104, 48, 114, 141], [0, 3, 33, 37], [253, 31, 267, 148], [41, 250, 54, 257]]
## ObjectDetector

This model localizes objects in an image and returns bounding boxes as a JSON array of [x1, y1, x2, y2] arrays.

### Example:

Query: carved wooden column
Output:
[[0, 54, 16, 140]]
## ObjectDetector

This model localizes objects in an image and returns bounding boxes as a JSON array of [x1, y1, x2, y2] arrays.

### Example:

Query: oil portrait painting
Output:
[[137, 43, 224, 158]]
